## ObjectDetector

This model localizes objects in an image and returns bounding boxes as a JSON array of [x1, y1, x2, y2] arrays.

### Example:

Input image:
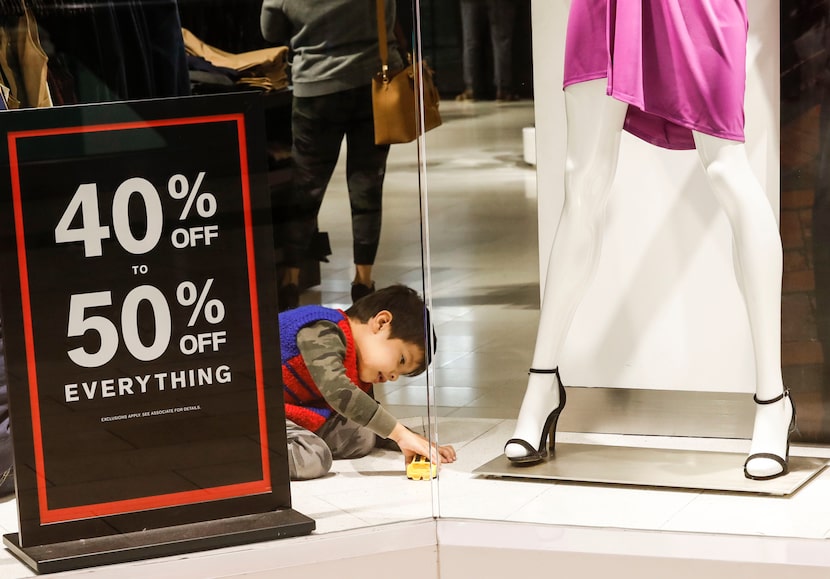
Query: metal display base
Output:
[[3, 508, 315, 575], [474, 443, 828, 496]]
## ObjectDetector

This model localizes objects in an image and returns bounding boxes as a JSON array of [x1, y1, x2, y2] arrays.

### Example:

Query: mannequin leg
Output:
[[505, 79, 628, 460], [692, 131, 794, 480]]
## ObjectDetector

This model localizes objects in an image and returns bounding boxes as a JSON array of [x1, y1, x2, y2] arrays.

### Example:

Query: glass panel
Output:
[[414, 0, 539, 516], [0, 0, 434, 565]]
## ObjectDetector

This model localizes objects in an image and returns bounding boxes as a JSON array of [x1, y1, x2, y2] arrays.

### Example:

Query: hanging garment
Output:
[[563, 0, 748, 150], [0, 4, 52, 109]]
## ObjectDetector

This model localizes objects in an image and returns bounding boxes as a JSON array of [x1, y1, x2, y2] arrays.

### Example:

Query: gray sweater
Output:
[[260, 0, 404, 98]]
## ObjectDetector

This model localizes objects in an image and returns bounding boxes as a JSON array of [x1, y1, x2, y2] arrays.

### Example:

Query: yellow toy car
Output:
[[406, 455, 437, 480]]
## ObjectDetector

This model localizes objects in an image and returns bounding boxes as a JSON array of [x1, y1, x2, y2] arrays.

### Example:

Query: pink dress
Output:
[[563, 0, 748, 150]]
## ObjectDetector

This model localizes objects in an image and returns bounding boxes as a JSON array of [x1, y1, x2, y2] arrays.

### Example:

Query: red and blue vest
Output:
[[279, 305, 372, 432]]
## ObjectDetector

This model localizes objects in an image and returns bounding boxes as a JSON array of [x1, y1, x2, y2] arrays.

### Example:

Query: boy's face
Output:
[[357, 311, 424, 384]]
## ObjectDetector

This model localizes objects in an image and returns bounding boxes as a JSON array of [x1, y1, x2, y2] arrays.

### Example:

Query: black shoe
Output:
[[351, 282, 375, 303], [744, 389, 797, 481], [496, 90, 520, 103], [278, 283, 300, 312], [504, 368, 567, 466], [455, 89, 475, 102]]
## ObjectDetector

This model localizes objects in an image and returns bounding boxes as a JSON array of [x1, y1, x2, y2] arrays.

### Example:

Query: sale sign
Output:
[[0, 94, 307, 551]]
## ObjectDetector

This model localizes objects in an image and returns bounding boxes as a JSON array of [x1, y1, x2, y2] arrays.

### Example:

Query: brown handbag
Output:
[[372, 0, 442, 145]]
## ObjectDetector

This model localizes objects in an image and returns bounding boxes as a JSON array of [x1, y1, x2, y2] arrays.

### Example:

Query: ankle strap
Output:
[[753, 389, 788, 405], [528, 368, 559, 374]]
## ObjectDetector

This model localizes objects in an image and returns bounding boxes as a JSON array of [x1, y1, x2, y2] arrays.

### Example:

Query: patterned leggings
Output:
[[278, 84, 391, 268]]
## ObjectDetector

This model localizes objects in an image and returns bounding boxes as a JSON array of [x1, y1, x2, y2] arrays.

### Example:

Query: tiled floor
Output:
[[3, 99, 830, 578], [285, 97, 830, 540]]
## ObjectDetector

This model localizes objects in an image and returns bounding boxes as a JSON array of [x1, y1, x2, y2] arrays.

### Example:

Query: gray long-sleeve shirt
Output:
[[260, 0, 404, 97], [298, 320, 398, 437]]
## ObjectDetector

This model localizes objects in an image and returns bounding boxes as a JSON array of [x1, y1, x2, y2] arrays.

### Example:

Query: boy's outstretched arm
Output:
[[388, 422, 456, 465]]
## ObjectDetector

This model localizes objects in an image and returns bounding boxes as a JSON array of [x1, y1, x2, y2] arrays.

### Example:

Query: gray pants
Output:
[[459, 0, 518, 93], [286, 415, 376, 480]]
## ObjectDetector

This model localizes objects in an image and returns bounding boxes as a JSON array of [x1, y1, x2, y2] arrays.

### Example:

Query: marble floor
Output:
[[3, 99, 830, 578]]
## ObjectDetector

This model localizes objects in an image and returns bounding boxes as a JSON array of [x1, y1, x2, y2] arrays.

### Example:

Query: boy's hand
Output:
[[388, 422, 457, 466]]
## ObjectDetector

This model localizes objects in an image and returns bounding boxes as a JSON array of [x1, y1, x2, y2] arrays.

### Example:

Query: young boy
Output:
[[279, 284, 456, 480]]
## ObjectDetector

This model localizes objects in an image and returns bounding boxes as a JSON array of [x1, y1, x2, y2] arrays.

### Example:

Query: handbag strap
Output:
[[375, 0, 390, 81]]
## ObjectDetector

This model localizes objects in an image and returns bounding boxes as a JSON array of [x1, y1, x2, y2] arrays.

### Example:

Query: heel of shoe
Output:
[[278, 283, 300, 311], [545, 378, 567, 455], [534, 369, 566, 455], [351, 281, 375, 303]]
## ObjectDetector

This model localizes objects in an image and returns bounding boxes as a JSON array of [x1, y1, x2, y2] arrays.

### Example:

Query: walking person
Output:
[[456, 0, 519, 102], [261, 0, 405, 310]]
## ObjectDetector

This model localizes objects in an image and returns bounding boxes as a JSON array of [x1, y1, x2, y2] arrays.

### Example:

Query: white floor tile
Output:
[[505, 483, 701, 530], [660, 467, 830, 538], [0, 494, 17, 535], [288, 494, 369, 535]]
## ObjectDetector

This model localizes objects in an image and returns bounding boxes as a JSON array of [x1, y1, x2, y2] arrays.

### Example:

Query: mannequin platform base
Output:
[[3, 508, 315, 575], [475, 443, 827, 496]]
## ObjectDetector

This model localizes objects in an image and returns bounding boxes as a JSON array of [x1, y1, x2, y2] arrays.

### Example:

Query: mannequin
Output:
[[505, 1, 796, 481]]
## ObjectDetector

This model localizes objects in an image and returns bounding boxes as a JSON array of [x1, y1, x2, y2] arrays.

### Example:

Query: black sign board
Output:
[[0, 93, 312, 572]]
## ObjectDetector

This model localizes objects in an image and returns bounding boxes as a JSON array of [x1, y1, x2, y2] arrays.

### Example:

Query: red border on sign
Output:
[[7, 115, 272, 524]]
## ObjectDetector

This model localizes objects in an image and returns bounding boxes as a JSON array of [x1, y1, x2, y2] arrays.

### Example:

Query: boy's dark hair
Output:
[[345, 284, 436, 376]]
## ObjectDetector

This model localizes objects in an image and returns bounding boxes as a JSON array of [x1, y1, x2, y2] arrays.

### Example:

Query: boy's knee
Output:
[[332, 426, 375, 460], [287, 437, 332, 481], [318, 415, 376, 460]]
